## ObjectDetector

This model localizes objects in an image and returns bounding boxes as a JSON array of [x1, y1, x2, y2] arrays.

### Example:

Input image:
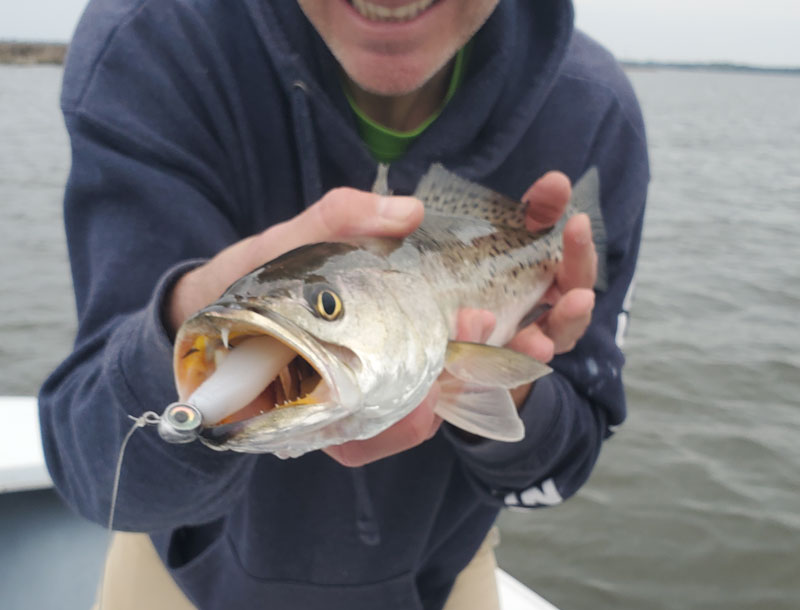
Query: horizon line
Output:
[[1, 39, 799, 72]]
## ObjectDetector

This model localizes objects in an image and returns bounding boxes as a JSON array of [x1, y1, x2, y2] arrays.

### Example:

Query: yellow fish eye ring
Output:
[[316, 289, 343, 320]]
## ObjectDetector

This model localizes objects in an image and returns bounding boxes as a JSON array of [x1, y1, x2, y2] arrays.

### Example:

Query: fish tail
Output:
[[563, 167, 608, 291]]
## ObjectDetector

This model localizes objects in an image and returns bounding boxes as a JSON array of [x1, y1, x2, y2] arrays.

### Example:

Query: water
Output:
[[0, 66, 75, 395], [499, 69, 800, 610], [1, 65, 799, 609]]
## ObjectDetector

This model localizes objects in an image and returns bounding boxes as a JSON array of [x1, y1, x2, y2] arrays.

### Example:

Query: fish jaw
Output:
[[199, 401, 352, 457], [171, 304, 362, 452]]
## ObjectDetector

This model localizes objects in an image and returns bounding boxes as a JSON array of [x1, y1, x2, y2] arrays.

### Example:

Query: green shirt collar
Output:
[[345, 45, 470, 163]]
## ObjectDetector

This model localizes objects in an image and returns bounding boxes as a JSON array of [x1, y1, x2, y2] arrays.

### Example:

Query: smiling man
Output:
[[39, 1, 649, 609]]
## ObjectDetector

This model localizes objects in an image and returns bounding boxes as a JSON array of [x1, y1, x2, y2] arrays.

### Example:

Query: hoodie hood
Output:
[[241, 0, 575, 192]]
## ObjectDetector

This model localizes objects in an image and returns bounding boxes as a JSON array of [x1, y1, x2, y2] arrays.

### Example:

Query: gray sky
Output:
[[1, 0, 799, 67]]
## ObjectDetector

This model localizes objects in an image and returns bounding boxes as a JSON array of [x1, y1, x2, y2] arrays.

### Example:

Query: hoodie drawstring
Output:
[[350, 467, 381, 546], [290, 80, 323, 207]]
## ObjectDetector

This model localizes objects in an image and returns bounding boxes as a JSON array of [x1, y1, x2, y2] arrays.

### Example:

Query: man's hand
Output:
[[510, 171, 598, 405], [516, 171, 597, 354], [167, 189, 424, 334]]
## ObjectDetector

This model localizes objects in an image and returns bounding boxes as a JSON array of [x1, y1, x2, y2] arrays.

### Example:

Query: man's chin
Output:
[[340, 52, 454, 100]]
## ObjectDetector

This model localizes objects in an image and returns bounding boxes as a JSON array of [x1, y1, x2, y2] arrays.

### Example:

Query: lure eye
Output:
[[315, 289, 343, 320]]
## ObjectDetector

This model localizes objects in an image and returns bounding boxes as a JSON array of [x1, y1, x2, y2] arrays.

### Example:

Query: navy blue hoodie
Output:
[[39, 1, 649, 608]]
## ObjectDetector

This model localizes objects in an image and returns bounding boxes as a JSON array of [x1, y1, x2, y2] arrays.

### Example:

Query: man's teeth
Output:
[[351, 0, 438, 22]]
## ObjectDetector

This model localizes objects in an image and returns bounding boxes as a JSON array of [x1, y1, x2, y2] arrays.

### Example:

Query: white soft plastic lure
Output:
[[182, 336, 295, 425]]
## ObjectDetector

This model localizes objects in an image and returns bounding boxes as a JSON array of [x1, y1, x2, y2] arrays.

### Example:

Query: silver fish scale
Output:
[[407, 214, 561, 322]]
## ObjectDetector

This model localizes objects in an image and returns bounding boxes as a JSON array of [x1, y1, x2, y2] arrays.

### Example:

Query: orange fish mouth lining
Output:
[[174, 325, 325, 427]]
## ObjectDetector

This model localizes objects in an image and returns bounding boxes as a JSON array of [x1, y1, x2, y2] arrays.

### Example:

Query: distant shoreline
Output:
[[0, 42, 67, 65], [621, 60, 800, 76], [1, 41, 799, 75]]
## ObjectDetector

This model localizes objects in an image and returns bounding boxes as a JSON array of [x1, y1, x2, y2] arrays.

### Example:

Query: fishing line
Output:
[[97, 410, 161, 610]]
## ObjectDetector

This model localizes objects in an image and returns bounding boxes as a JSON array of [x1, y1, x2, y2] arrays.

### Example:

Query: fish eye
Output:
[[315, 289, 343, 320]]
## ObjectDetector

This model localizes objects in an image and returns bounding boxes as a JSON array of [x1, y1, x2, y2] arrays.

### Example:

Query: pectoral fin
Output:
[[444, 341, 552, 388], [435, 378, 524, 442]]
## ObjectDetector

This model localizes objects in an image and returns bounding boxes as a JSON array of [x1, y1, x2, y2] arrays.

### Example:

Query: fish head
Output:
[[172, 241, 447, 456]]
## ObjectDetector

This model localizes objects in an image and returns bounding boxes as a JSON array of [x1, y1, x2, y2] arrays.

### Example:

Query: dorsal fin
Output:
[[562, 167, 608, 291], [414, 163, 609, 291], [413, 164, 527, 229], [371, 163, 392, 196]]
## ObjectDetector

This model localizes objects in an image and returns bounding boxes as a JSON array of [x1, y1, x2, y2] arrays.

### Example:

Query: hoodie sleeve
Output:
[[38, 4, 263, 531], [444, 68, 650, 509]]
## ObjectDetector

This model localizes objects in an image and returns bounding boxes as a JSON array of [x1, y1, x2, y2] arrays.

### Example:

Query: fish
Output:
[[157, 164, 606, 458]]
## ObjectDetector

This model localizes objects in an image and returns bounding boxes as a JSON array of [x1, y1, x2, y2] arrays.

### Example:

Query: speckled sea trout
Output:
[[158, 164, 605, 458]]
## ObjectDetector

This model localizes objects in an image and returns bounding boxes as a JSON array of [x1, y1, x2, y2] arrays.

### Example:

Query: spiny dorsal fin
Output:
[[413, 164, 527, 229], [371, 163, 392, 196]]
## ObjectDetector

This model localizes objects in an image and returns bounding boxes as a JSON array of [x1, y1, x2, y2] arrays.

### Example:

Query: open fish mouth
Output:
[[170, 305, 357, 451]]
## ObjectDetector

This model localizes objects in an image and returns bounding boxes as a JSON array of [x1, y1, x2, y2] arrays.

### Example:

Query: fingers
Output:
[[287, 188, 424, 248], [502, 318, 553, 409], [522, 171, 571, 232], [508, 213, 596, 359], [455, 308, 496, 343], [324, 385, 442, 468], [242, 189, 424, 269], [557, 214, 597, 292], [507, 324, 555, 364], [541, 288, 595, 354]]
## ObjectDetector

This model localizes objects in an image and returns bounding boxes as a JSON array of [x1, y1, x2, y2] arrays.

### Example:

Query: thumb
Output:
[[522, 171, 571, 232], [287, 187, 424, 245], [240, 188, 424, 277]]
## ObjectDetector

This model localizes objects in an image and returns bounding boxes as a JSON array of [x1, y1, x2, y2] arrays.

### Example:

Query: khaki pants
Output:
[[94, 527, 500, 610]]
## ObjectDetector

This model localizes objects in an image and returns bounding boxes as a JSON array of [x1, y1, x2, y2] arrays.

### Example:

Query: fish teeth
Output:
[[214, 348, 227, 369], [221, 327, 230, 349], [350, 0, 438, 22]]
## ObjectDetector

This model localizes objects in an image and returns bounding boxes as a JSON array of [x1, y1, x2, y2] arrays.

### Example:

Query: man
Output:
[[40, 1, 649, 608]]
